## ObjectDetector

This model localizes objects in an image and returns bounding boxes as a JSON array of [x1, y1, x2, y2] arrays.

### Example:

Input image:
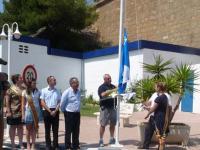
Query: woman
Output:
[[5, 74, 24, 149], [144, 82, 169, 150], [22, 79, 42, 150]]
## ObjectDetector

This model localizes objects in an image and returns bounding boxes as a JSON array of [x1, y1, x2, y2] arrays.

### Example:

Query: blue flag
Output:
[[118, 29, 130, 94]]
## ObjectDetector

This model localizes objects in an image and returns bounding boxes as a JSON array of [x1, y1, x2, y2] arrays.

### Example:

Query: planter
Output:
[[137, 121, 190, 146]]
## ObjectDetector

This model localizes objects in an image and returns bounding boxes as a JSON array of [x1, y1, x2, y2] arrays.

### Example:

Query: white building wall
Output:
[[1, 40, 200, 113], [192, 64, 200, 114], [143, 48, 200, 77], [84, 50, 144, 100], [0, 40, 82, 93]]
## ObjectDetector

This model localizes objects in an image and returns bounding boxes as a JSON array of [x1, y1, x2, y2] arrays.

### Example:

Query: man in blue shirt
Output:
[[40, 76, 61, 150], [60, 77, 81, 150]]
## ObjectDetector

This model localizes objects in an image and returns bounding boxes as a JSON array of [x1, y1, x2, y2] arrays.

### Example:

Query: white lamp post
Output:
[[0, 22, 21, 82], [0, 22, 21, 138]]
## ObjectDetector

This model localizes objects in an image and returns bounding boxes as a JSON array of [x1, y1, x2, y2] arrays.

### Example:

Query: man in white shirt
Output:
[[40, 76, 61, 150]]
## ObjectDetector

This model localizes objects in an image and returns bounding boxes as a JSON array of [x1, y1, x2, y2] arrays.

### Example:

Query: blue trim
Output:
[[83, 40, 141, 59], [83, 45, 118, 59], [50, 48, 82, 59], [13, 36, 200, 59], [14, 36, 49, 46], [14, 36, 51, 55], [140, 40, 200, 56]]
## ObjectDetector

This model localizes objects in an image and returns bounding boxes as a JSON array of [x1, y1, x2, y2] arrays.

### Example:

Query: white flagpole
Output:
[[111, 0, 125, 148]]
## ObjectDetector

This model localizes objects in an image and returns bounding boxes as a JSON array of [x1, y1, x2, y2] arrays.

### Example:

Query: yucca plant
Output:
[[134, 78, 155, 103], [132, 55, 199, 122], [170, 64, 200, 121], [143, 55, 173, 81]]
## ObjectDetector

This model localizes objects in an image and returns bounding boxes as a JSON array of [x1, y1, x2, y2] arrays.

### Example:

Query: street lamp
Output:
[[0, 22, 21, 139], [0, 22, 21, 82]]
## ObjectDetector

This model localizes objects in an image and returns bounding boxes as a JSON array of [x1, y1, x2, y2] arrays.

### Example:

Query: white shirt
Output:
[[60, 87, 81, 112], [40, 86, 61, 108], [149, 92, 172, 107]]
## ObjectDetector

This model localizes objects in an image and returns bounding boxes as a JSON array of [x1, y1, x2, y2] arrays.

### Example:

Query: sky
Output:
[[0, 0, 3, 13]]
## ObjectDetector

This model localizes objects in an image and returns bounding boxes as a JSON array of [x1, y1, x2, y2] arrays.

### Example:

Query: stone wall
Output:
[[92, 0, 200, 48]]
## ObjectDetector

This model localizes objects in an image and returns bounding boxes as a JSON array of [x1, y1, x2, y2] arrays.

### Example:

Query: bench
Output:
[[94, 103, 134, 128]]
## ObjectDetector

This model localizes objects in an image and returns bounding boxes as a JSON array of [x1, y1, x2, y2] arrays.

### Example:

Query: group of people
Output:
[[5, 74, 81, 150], [97, 74, 172, 150], [5, 73, 172, 150]]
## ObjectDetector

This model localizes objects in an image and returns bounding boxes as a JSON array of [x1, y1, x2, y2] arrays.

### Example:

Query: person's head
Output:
[[30, 78, 37, 90], [155, 82, 166, 93], [47, 76, 56, 87], [11, 74, 23, 85], [103, 74, 112, 85], [69, 77, 79, 91]]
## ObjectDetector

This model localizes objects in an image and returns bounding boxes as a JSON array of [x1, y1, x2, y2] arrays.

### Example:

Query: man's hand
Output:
[[107, 88, 117, 96], [143, 105, 150, 111], [50, 110, 57, 117], [144, 113, 150, 119]]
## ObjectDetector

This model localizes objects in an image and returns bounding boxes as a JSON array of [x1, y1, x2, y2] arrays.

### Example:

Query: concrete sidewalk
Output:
[[3, 111, 200, 149]]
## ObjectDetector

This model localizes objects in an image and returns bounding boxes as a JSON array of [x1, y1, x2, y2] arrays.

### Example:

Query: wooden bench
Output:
[[94, 103, 134, 128]]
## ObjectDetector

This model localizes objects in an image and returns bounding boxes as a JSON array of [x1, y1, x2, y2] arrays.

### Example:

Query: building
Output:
[[92, 0, 200, 48], [0, 37, 200, 113]]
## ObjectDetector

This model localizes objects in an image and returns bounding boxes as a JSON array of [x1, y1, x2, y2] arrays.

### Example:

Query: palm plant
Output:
[[132, 55, 199, 122], [134, 77, 155, 103], [143, 55, 173, 81], [170, 64, 200, 121]]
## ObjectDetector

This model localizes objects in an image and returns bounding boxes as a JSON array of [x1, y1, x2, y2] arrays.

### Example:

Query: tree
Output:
[[0, 0, 99, 51]]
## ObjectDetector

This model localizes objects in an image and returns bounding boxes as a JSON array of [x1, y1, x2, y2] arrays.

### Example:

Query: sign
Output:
[[22, 65, 37, 85]]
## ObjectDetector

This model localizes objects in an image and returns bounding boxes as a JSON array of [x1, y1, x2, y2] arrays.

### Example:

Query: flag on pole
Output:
[[118, 29, 130, 94]]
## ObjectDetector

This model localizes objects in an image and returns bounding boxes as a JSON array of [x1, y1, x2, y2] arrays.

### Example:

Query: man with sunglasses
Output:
[[98, 74, 117, 147]]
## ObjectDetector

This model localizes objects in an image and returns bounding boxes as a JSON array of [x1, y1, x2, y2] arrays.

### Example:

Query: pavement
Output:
[[3, 111, 200, 150]]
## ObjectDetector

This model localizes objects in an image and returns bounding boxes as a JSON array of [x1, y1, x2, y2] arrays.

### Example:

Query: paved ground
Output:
[[3, 111, 200, 150]]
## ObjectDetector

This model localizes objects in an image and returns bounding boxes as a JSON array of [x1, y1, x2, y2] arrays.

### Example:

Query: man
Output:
[[60, 77, 81, 150], [98, 74, 117, 147], [138, 83, 172, 149], [40, 76, 61, 150]]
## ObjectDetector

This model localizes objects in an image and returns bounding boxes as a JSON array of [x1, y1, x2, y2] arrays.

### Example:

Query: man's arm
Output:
[[60, 90, 68, 112], [41, 99, 51, 113], [144, 103, 158, 119], [100, 88, 117, 97]]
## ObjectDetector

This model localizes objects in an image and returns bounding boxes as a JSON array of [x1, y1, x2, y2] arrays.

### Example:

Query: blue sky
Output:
[[0, 0, 3, 13]]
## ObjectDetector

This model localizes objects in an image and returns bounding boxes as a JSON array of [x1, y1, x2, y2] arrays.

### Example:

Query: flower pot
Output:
[[137, 121, 190, 146]]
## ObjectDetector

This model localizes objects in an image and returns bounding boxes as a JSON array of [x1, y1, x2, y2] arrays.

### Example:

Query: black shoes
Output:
[[137, 145, 149, 149]]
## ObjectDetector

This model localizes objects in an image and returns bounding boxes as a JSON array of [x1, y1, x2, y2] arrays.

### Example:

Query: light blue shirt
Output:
[[40, 86, 61, 109], [32, 89, 41, 108], [60, 87, 81, 112]]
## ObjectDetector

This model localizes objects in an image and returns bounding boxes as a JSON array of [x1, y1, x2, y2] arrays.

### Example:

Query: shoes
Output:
[[99, 139, 104, 147], [109, 138, 116, 144], [72, 146, 80, 150], [137, 145, 149, 149]]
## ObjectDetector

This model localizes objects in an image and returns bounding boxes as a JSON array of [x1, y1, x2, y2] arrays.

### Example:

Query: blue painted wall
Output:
[[181, 77, 194, 112]]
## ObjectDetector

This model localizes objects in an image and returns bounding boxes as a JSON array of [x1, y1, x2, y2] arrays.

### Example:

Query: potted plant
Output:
[[134, 55, 199, 147]]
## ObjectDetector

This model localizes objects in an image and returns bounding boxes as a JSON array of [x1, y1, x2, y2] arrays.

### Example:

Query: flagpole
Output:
[[111, 0, 124, 148]]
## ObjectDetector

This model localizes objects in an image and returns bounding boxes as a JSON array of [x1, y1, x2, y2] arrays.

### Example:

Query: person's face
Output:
[[31, 81, 37, 89], [71, 79, 79, 91], [49, 77, 56, 87], [17, 76, 23, 85], [104, 75, 112, 85]]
